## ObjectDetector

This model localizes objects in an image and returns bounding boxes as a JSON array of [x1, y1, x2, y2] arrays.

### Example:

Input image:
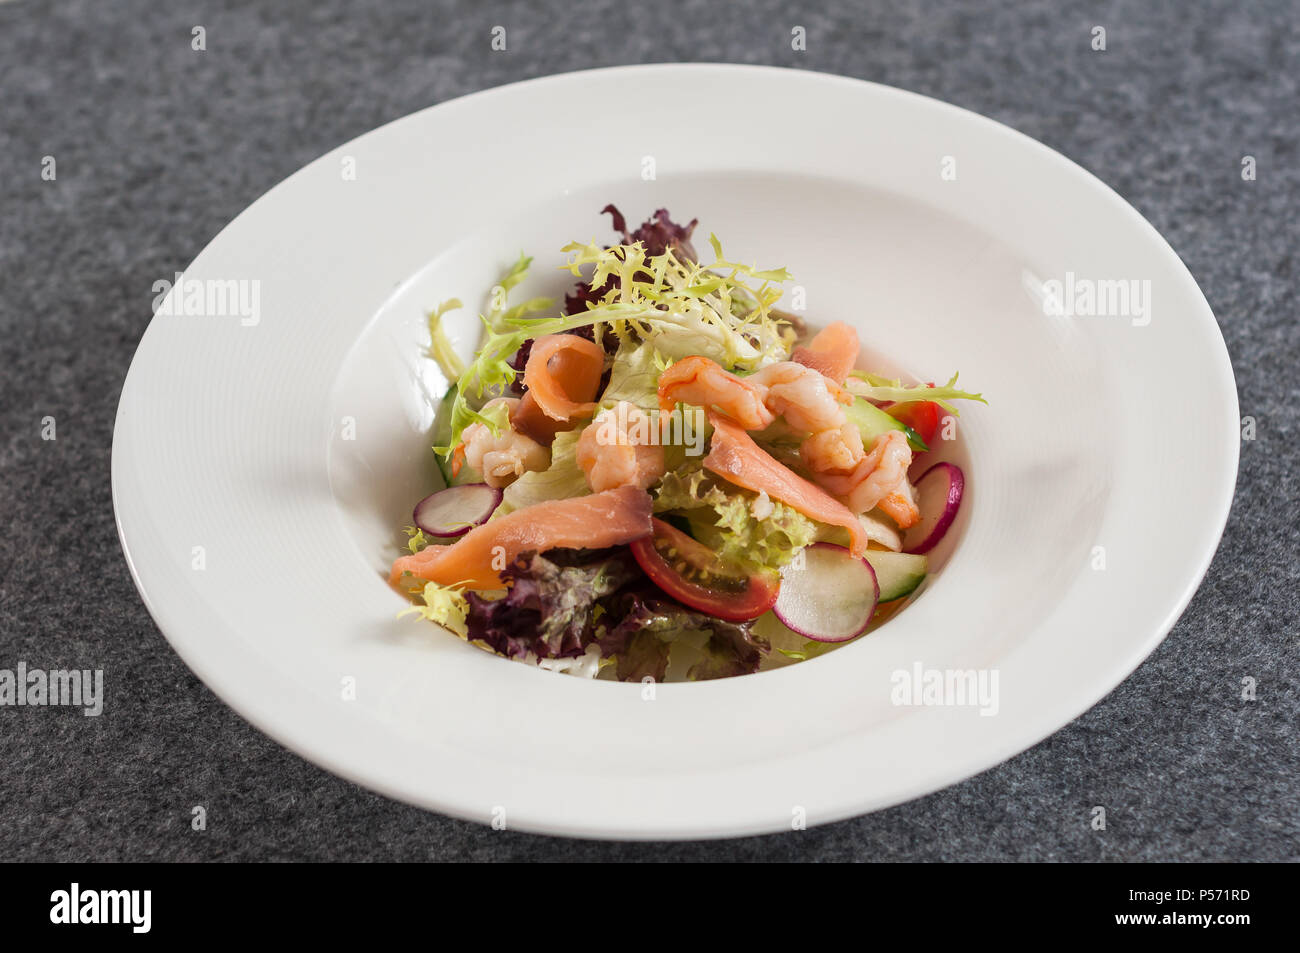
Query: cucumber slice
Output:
[[446, 462, 483, 486], [431, 387, 457, 450], [863, 550, 928, 602], [844, 397, 928, 452], [431, 386, 483, 487]]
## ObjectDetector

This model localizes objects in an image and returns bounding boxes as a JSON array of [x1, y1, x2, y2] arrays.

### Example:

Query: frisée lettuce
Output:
[[438, 234, 798, 454], [652, 462, 818, 572]]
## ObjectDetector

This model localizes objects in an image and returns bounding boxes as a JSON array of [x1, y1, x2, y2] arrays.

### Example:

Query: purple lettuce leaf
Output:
[[464, 545, 769, 681], [465, 548, 641, 660], [602, 204, 700, 263], [596, 584, 768, 682]]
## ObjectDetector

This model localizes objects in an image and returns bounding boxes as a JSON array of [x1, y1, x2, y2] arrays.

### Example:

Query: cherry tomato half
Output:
[[630, 518, 779, 621], [886, 384, 944, 445]]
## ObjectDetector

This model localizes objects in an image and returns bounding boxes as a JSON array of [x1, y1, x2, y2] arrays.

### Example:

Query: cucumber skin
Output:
[[864, 550, 928, 602], [437, 458, 484, 488], [845, 397, 928, 452], [431, 387, 483, 487]]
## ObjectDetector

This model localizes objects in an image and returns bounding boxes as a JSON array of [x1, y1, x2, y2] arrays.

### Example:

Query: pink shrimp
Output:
[[800, 423, 865, 475], [459, 397, 551, 488], [657, 357, 867, 479], [748, 361, 867, 479], [750, 361, 853, 434], [814, 430, 920, 528], [657, 356, 775, 430], [577, 402, 667, 493]]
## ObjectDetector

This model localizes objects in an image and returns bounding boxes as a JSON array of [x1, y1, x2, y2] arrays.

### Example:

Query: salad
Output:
[[391, 207, 984, 681]]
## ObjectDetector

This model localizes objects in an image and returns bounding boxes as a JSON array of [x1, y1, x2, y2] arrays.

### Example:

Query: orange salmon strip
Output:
[[510, 392, 565, 445], [522, 334, 605, 423], [791, 321, 860, 385], [390, 485, 653, 589], [703, 412, 869, 555]]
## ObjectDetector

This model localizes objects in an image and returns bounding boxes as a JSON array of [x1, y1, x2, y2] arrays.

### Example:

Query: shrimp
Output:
[[814, 430, 920, 528], [750, 361, 852, 434], [458, 397, 551, 488], [800, 423, 864, 475], [577, 401, 666, 493], [657, 356, 866, 478], [876, 480, 921, 529], [749, 362, 867, 478], [657, 356, 775, 430]]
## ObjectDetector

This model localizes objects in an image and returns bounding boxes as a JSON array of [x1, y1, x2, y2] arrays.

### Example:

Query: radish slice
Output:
[[774, 543, 879, 642], [412, 484, 503, 538], [902, 463, 964, 555]]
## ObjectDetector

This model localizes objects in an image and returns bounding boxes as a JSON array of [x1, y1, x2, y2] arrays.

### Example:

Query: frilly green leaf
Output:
[[400, 580, 470, 637], [846, 372, 987, 415]]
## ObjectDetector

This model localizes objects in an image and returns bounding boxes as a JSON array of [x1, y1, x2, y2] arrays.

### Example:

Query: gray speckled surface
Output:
[[1, 0, 1296, 861]]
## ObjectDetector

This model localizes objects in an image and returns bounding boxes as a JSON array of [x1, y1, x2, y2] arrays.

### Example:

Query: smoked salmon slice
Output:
[[389, 485, 653, 589], [791, 321, 859, 385], [510, 392, 564, 445], [522, 334, 606, 423], [703, 412, 869, 555]]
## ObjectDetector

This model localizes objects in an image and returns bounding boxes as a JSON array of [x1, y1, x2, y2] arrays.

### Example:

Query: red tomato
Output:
[[886, 384, 944, 444], [630, 519, 779, 621]]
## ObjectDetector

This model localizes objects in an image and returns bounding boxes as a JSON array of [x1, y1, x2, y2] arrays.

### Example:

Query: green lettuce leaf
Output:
[[485, 253, 554, 330], [498, 428, 587, 515], [846, 372, 986, 415], [652, 462, 817, 571], [599, 339, 668, 413], [775, 641, 839, 662], [426, 298, 466, 382], [597, 584, 768, 681], [404, 525, 433, 554], [560, 235, 793, 369]]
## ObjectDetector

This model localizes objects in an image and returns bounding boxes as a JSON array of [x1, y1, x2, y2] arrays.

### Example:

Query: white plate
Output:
[[113, 64, 1238, 839]]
